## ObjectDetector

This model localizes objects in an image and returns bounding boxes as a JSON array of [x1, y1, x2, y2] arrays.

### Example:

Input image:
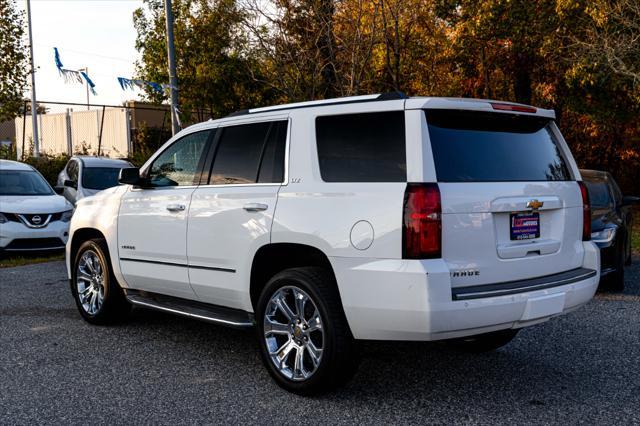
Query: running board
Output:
[[125, 290, 254, 329]]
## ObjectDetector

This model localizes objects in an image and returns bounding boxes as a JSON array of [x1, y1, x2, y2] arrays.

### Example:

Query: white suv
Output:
[[65, 93, 599, 394]]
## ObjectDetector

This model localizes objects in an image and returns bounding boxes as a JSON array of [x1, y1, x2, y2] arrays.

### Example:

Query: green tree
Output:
[[133, 0, 273, 120], [0, 0, 28, 121]]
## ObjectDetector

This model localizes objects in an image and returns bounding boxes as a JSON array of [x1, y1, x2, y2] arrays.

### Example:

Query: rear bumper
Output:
[[331, 242, 600, 341]]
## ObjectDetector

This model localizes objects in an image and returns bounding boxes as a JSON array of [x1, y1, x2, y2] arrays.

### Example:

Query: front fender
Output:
[[66, 185, 129, 286]]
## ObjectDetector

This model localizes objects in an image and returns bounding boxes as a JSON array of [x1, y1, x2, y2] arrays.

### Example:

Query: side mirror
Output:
[[63, 179, 77, 189], [118, 167, 143, 186], [54, 186, 64, 195], [622, 195, 640, 206]]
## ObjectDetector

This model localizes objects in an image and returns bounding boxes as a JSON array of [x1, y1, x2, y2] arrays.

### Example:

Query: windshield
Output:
[[425, 110, 572, 182], [82, 167, 124, 190], [583, 180, 612, 208], [0, 170, 54, 196]]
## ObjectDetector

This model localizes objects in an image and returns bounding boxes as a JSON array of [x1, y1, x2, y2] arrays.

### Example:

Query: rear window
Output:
[[209, 120, 287, 185], [425, 110, 572, 182], [316, 111, 406, 182], [583, 179, 612, 208]]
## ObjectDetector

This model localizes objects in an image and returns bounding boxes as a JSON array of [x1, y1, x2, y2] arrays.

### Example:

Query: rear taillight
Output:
[[578, 181, 591, 241], [403, 183, 442, 259]]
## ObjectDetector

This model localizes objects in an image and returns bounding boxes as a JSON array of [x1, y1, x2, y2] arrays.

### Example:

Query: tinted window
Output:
[[148, 130, 210, 187], [210, 121, 286, 185], [82, 167, 124, 190], [67, 161, 79, 182], [316, 112, 406, 182], [0, 170, 53, 196], [426, 110, 572, 182], [258, 121, 287, 183], [584, 179, 612, 208], [609, 178, 623, 204]]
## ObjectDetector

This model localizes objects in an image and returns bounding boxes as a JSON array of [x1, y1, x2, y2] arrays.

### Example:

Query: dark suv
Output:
[[581, 169, 638, 290]]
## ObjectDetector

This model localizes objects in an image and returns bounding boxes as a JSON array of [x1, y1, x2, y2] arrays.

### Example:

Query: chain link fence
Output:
[[0, 100, 215, 167]]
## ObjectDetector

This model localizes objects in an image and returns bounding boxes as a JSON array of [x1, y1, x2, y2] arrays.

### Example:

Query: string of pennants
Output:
[[53, 47, 172, 98], [116, 77, 172, 95], [54, 48, 97, 95], [53, 47, 182, 127]]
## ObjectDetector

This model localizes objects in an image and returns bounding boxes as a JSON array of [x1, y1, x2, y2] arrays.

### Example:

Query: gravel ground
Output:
[[1, 259, 639, 425]]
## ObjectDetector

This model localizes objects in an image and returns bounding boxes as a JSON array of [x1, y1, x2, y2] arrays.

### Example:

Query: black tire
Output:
[[447, 329, 519, 353], [70, 238, 130, 325], [256, 267, 359, 395], [603, 239, 626, 292], [624, 234, 632, 266], [606, 266, 625, 292]]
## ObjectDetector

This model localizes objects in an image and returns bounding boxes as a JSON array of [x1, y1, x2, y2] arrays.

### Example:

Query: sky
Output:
[[21, 0, 145, 112]]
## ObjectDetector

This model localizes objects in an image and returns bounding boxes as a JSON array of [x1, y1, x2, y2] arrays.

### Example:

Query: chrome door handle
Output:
[[166, 204, 186, 212], [243, 203, 268, 212]]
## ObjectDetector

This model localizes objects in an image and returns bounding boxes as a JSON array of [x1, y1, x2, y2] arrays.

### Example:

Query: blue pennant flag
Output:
[[53, 47, 97, 95], [117, 77, 166, 95], [80, 71, 97, 95], [53, 47, 63, 70]]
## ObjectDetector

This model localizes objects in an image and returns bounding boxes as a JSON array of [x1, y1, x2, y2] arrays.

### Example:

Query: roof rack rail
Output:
[[224, 92, 408, 118], [226, 109, 250, 117], [377, 91, 408, 100]]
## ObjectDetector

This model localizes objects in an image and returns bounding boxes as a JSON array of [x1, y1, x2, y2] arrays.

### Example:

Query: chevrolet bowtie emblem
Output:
[[527, 199, 544, 210]]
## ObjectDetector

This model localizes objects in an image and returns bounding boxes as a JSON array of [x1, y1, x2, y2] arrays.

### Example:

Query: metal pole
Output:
[[21, 100, 27, 160], [81, 67, 90, 110], [97, 105, 105, 156], [25, 0, 39, 157], [164, 0, 179, 135], [158, 110, 167, 147]]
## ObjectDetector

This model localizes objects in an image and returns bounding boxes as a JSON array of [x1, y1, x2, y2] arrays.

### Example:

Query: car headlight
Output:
[[0, 213, 7, 224], [591, 227, 616, 243], [61, 210, 74, 223]]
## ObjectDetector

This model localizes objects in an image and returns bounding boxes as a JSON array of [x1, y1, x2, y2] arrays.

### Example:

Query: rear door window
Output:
[[209, 120, 287, 185], [315, 111, 406, 182], [425, 110, 572, 182], [257, 121, 287, 183]]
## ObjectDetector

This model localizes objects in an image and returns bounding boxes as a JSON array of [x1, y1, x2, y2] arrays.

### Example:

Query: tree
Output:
[[0, 0, 28, 122], [243, 0, 451, 98], [571, 0, 640, 98], [242, 0, 340, 101], [131, 0, 640, 192], [133, 0, 273, 120]]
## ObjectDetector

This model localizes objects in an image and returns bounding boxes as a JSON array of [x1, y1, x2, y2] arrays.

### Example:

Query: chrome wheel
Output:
[[76, 250, 105, 315], [263, 286, 324, 381]]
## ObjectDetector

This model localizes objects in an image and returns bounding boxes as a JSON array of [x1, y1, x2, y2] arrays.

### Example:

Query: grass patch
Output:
[[0, 253, 64, 268]]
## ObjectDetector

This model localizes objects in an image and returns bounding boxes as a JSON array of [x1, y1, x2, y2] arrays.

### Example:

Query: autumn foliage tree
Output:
[[133, 0, 640, 191]]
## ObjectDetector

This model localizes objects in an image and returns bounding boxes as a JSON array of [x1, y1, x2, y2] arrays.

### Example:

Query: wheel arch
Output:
[[69, 228, 107, 265], [249, 243, 341, 311]]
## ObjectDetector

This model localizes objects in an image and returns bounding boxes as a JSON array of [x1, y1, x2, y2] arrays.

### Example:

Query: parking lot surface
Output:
[[1, 260, 639, 425]]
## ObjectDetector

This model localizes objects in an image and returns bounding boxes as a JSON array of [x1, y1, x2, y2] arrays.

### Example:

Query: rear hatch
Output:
[[424, 108, 584, 288]]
